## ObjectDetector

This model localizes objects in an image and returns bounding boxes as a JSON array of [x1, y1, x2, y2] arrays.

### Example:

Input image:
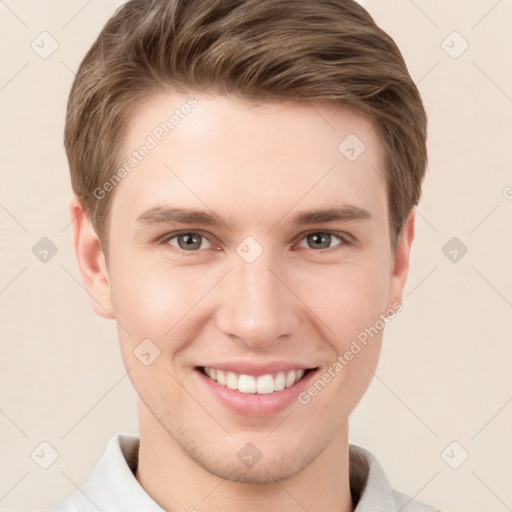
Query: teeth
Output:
[[216, 369, 226, 385], [226, 371, 238, 390], [274, 372, 286, 391], [256, 374, 274, 394], [239, 374, 257, 393], [285, 370, 296, 387], [202, 367, 307, 394]]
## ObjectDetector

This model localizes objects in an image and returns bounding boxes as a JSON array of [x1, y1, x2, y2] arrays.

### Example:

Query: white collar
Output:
[[44, 433, 439, 511]]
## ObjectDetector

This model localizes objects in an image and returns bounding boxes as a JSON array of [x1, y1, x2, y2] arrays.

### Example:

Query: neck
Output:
[[135, 399, 354, 512]]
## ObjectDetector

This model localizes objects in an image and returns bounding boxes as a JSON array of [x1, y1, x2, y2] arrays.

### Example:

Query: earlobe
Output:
[[69, 196, 115, 319], [387, 209, 415, 309]]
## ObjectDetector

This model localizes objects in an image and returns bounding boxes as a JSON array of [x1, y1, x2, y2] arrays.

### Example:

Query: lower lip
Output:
[[195, 368, 319, 417]]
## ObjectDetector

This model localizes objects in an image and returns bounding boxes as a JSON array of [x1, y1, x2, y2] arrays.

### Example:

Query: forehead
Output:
[[110, 92, 387, 227]]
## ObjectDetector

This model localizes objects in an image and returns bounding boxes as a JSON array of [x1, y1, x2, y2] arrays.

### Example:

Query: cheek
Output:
[[296, 262, 388, 413], [294, 256, 390, 346], [109, 239, 392, 351], [109, 257, 203, 338]]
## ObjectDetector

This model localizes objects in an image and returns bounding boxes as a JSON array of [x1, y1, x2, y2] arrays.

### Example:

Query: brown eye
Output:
[[166, 232, 212, 251], [297, 232, 346, 250], [306, 232, 332, 249]]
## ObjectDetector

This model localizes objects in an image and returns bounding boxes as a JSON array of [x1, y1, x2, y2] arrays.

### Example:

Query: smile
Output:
[[200, 366, 312, 394]]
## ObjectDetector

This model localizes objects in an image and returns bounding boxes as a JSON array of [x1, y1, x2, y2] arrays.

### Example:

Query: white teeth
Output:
[[238, 374, 257, 393], [226, 371, 238, 390], [216, 369, 226, 385], [274, 372, 286, 391], [202, 367, 308, 394], [256, 374, 274, 394], [284, 370, 295, 387]]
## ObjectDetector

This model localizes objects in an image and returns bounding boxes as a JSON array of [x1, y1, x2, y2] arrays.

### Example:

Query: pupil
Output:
[[179, 233, 201, 250], [309, 232, 330, 249]]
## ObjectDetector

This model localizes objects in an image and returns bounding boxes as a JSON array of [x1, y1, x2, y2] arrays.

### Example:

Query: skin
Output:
[[72, 91, 415, 512]]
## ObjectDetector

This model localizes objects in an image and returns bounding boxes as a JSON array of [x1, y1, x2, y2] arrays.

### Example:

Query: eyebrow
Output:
[[135, 204, 372, 230], [290, 205, 371, 225], [136, 206, 230, 229]]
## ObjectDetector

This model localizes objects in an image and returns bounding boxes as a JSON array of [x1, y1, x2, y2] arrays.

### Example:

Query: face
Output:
[[79, 92, 413, 484]]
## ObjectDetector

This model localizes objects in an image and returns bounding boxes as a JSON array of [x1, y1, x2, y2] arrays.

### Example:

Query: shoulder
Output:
[[39, 433, 152, 512], [392, 489, 443, 512], [39, 490, 99, 512], [349, 444, 443, 512]]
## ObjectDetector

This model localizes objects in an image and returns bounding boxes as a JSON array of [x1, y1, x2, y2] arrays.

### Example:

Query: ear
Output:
[[70, 196, 115, 319], [387, 209, 415, 309]]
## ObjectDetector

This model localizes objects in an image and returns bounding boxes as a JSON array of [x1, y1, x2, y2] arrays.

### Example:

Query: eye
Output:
[[159, 230, 352, 255], [164, 232, 213, 251], [296, 231, 349, 251]]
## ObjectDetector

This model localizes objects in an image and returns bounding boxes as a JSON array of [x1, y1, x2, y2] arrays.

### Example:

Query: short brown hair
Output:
[[65, 0, 427, 257]]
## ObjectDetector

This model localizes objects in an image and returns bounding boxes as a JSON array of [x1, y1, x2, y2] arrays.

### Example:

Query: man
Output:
[[43, 0, 440, 510]]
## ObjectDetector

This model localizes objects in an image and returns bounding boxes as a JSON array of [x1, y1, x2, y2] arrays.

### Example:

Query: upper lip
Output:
[[197, 361, 318, 377]]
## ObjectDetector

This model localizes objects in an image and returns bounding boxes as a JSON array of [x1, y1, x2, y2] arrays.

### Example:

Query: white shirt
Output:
[[41, 434, 441, 511]]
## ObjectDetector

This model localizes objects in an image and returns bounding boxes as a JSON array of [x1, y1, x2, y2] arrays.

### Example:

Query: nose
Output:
[[215, 248, 301, 348]]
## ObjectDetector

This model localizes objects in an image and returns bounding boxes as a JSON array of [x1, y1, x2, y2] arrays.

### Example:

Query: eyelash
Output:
[[157, 230, 353, 256]]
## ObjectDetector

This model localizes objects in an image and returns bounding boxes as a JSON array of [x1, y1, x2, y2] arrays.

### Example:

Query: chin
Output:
[[197, 453, 312, 485], [179, 433, 328, 485]]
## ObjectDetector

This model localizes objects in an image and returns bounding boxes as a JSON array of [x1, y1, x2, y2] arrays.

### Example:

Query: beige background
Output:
[[1, 1, 511, 511]]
